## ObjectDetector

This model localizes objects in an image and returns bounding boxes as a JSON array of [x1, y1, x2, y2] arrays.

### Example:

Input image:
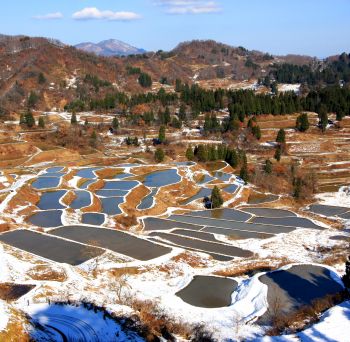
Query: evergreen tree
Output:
[[71, 112, 78, 125], [38, 72, 46, 84], [196, 144, 208, 162], [296, 113, 309, 132], [276, 128, 286, 144], [164, 107, 171, 125], [252, 125, 261, 140], [138, 72, 152, 88], [154, 147, 165, 163], [264, 159, 273, 174], [239, 164, 248, 184], [158, 125, 166, 143], [211, 186, 223, 209], [112, 116, 119, 130], [185, 146, 194, 161], [84, 118, 89, 126], [19, 113, 26, 125], [274, 145, 282, 161], [38, 116, 45, 128], [24, 111, 35, 128], [171, 117, 182, 129], [319, 106, 328, 133], [342, 255, 350, 288], [90, 130, 97, 148], [28, 91, 39, 108], [179, 104, 186, 121]]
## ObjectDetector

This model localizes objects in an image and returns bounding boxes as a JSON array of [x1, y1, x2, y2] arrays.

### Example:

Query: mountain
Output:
[[75, 39, 146, 56]]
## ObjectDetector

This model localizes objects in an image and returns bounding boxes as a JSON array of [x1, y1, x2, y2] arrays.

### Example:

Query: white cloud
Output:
[[33, 12, 63, 20], [156, 0, 221, 14], [72, 7, 141, 21]]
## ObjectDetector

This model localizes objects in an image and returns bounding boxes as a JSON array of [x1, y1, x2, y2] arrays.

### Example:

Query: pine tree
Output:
[[19, 113, 26, 125], [264, 159, 273, 174], [112, 116, 119, 130], [71, 112, 78, 125], [239, 164, 248, 183], [164, 107, 171, 125], [274, 145, 282, 161], [196, 145, 208, 162], [84, 118, 89, 126], [179, 104, 186, 121], [185, 146, 194, 161], [90, 130, 97, 147], [38, 116, 45, 128], [211, 186, 223, 209], [24, 111, 35, 128], [319, 107, 328, 133], [342, 256, 350, 288], [276, 128, 286, 144], [154, 147, 165, 163], [171, 117, 182, 129], [158, 125, 166, 143], [296, 113, 309, 132], [28, 91, 39, 108]]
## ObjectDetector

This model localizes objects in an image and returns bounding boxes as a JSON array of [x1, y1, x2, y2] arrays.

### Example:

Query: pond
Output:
[[70, 190, 91, 209], [176, 275, 237, 308], [100, 197, 124, 215], [183, 188, 212, 205], [32, 177, 61, 190], [138, 189, 158, 210], [82, 213, 105, 226], [101, 180, 138, 191], [36, 190, 66, 210], [28, 210, 63, 228], [76, 167, 101, 179], [143, 169, 180, 188]]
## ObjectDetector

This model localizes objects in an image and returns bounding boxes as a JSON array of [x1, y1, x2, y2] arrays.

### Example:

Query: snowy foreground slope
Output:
[[256, 300, 350, 342]]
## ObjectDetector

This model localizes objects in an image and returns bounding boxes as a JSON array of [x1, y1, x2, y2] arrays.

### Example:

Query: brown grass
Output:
[[61, 190, 76, 206], [88, 179, 105, 192], [0, 307, 30, 342], [95, 168, 123, 179], [27, 265, 67, 282], [171, 251, 208, 268], [81, 194, 102, 213], [214, 257, 290, 277]]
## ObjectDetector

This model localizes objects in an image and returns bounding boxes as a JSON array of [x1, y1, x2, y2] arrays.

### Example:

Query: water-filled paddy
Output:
[[259, 265, 344, 317], [51, 225, 171, 261], [32, 177, 61, 190], [143, 169, 181, 187], [29, 210, 63, 228], [82, 213, 105, 226], [143, 217, 203, 231], [138, 189, 158, 210], [96, 189, 129, 197], [241, 207, 297, 218], [79, 179, 96, 189], [167, 229, 219, 242], [184, 208, 251, 222], [183, 188, 212, 204], [252, 216, 323, 229], [148, 232, 253, 257], [100, 197, 124, 215], [211, 171, 232, 182], [76, 168, 100, 179], [113, 173, 134, 180], [0, 230, 103, 265], [308, 204, 350, 217], [36, 190, 66, 210], [176, 275, 237, 308], [45, 167, 64, 173], [101, 180, 138, 191], [168, 215, 296, 234], [223, 184, 238, 193], [70, 190, 91, 209]]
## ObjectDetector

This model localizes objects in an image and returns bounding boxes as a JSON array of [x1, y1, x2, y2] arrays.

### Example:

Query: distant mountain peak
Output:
[[75, 39, 146, 56]]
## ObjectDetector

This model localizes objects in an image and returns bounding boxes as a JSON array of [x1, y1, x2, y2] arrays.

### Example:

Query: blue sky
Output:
[[0, 0, 349, 57]]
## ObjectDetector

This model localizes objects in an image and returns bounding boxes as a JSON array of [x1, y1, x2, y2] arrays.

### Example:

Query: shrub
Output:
[[154, 148, 165, 163]]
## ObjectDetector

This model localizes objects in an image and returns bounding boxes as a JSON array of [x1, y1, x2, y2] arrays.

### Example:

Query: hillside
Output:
[[0, 34, 347, 113]]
